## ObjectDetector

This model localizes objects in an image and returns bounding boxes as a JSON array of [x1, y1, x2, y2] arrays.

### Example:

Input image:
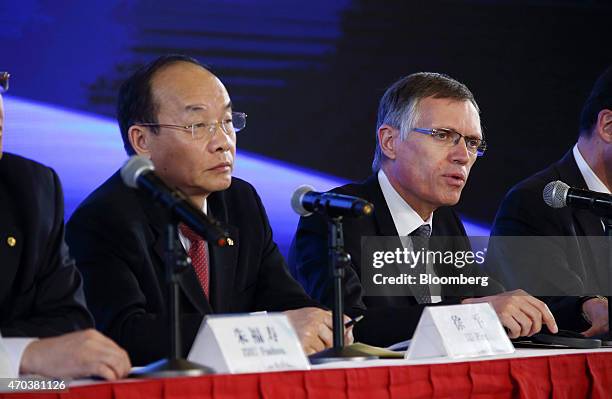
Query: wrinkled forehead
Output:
[[415, 97, 482, 137]]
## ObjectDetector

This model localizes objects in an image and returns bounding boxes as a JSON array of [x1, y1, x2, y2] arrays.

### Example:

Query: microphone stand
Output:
[[309, 216, 376, 363], [131, 222, 214, 377]]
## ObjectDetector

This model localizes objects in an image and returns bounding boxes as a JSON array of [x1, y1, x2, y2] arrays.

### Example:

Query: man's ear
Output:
[[596, 109, 612, 144], [128, 125, 151, 156], [378, 124, 399, 160]]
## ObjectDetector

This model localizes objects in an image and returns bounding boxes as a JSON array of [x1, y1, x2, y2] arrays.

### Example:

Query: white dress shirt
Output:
[[377, 170, 441, 303], [573, 144, 611, 195], [1, 337, 35, 377], [574, 144, 611, 232], [178, 198, 209, 252]]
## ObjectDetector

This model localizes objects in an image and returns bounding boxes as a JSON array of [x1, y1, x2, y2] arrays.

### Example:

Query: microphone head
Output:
[[121, 155, 154, 189], [291, 185, 315, 216], [543, 180, 570, 208]]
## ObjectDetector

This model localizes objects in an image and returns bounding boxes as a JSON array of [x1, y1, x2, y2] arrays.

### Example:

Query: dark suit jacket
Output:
[[289, 175, 500, 347], [486, 150, 606, 331], [66, 172, 318, 366], [0, 153, 92, 337]]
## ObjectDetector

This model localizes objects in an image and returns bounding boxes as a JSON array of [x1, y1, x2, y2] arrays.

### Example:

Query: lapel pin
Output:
[[7, 236, 16, 247], [227, 238, 234, 246]]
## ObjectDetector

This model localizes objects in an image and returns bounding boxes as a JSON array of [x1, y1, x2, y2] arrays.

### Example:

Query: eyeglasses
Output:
[[136, 112, 247, 140], [0, 72, 10, 93], [412, 127, 487, 157]]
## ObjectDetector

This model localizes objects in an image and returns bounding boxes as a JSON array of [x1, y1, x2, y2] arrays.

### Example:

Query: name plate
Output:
[[406, 303, 514, 360], [188, 313, 310, 374]]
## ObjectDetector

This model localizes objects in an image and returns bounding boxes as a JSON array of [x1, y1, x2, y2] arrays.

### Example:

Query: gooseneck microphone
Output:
[[543, 180, 612, 218], [121, 155, 229, 246], [291, 185, 374, 218]]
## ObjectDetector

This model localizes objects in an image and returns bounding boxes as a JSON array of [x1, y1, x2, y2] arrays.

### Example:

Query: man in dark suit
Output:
[[0, 72, 130, 379], [290, 72, 558, 347], [66, 55, 348, 366], [486, 65, 612, 336]]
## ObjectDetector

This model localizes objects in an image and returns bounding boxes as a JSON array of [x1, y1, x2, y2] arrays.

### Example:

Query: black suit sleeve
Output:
[[1, 167, 93, 337], [486, 185, 589, 332], [66, 202, 202, 366]]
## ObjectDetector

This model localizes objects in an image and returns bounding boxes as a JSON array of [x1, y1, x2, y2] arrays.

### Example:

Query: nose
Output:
[[207, 123, 233, 152], [449, 137, 471, 165]]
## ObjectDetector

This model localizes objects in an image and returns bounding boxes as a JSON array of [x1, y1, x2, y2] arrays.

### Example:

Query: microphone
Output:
[[121, 155, 229, 246], [291, 185, 374, 218], [543, 180, 612, 218]]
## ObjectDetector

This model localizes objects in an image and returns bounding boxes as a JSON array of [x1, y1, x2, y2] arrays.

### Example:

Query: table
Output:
[[3, 348, 612, 398]]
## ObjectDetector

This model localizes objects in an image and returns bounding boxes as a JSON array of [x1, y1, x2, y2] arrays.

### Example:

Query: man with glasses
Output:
[[66, 55, 349, 366], [485, 65, 612, 337], [0, 72, 131, 379], [289, 72, 558, 347]]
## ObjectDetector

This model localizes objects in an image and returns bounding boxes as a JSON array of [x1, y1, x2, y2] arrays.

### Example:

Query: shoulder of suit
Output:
[[0, 152, 57, 191], [508, 151, 575, 199], [228, 176, 255, 192], [504, 162, 559, 205], [207, 176, 260, 210], [69, 170, 140, 222], [0, 152, 54, 176], [217, 176, 257, 199], [329, 179, 371, 198], [433, 206, 461, 219]]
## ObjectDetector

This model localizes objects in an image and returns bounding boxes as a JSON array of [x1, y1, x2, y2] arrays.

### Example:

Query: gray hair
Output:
[[372, 72, 479, 172]]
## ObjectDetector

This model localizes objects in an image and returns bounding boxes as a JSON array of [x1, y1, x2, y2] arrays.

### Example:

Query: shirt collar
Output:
[[377, 169, 433, 236], [178, 198, 208, 248], [573, 144, 610, 194]]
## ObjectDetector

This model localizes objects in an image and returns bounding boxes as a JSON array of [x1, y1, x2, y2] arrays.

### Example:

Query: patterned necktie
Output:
[[179, 223, 210, 298], [410, 224, 432, 304]]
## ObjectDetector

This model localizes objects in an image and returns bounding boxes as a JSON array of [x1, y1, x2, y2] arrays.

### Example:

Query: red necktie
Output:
[[179, 223, 210, 298]]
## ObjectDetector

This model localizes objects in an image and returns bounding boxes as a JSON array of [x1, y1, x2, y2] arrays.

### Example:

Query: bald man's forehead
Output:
[[149, 62, 231, 122]]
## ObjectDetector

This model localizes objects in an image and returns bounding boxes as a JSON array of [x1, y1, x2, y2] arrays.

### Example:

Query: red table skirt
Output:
[[3, 352, 612, 399]]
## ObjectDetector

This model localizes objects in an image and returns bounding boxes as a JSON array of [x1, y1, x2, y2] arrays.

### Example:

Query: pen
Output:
[[344, 315, 364, 329]]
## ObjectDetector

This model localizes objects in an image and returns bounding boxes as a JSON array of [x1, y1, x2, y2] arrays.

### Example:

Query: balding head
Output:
[[116, 55, 210, 155]]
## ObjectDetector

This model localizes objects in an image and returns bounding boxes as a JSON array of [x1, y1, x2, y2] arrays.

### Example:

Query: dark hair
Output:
[[579, 65, 612, 137], [117, 54, 203, 155], [372, 72, 479, 172]]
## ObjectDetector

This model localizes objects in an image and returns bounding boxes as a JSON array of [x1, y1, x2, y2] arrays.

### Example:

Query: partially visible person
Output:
[[0, 71, 131, 379], [290, 72, 557, 347], [66, 55, 351, 366], [486, 65, 612, 336]]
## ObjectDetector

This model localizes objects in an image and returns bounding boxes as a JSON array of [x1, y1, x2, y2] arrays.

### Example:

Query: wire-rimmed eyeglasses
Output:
[[136, 112, 247, 140], [412, 127, 487, 156]]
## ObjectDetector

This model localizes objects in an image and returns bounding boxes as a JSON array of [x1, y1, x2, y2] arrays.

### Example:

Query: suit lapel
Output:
[[145, 193, 213, 315], [362, 175, 399, 236], [555, 150, 604, 237], [555, 150, 608, 290], [206, 189, 239, 313], [208, 223, 238, 313], [0, 185, 22, 308], [362, 175, 426, 299]]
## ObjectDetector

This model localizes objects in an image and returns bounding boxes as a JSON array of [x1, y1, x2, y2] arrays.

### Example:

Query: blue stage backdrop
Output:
[[3, 0, 609, 254]]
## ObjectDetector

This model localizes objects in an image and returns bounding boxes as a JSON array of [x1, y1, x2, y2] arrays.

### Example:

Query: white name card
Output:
[[188, 313, 310, 374], [406, 303, 514, 360]]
